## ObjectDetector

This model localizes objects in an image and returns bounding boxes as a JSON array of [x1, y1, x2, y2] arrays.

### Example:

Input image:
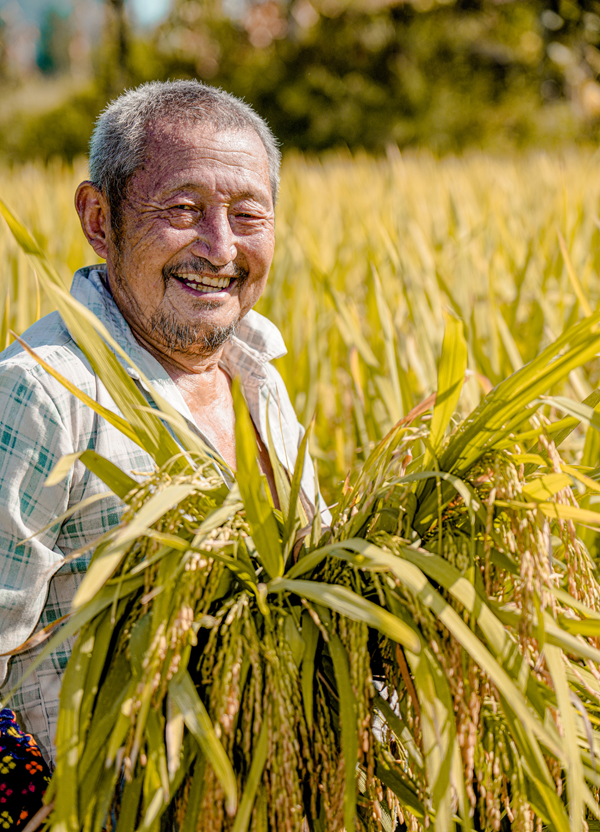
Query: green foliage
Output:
[[7, 0, 600, 160]]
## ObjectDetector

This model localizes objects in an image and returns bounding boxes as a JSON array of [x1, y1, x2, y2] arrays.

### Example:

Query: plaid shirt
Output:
[[0, 265, 327, 765]]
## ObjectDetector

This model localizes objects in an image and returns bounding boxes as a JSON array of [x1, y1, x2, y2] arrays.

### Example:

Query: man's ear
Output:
[[75, 181, 110, 260]]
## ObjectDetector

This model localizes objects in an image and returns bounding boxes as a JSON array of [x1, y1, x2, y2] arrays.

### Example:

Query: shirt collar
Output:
[[69, 264, 287, 383]]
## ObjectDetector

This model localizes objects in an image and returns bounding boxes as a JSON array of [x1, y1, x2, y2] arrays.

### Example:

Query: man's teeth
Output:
[[177, 273, 232, 292]]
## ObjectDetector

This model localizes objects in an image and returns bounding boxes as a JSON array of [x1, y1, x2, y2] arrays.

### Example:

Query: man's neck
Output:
[[132, 328, 229, 401]]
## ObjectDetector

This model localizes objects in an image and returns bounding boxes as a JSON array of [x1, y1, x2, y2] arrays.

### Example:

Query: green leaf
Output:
[[13, 333, 141, 448], [168, 670, 237, 816], [0, 198, 63, 283], [284, 418, 312, 546], [327, 285, 379, 368], [541, 396, 600, 435], [372, 264, 403, 422], [328, 633, 358, 832], [521, 472, 573, 502], [77, 609, 116, 742], [20, 490, 114, 543], [374, 692, 423, 769], [265, 404, 291, 519], [53, 628, 93, 831], [44, 283, 184, 468], [545, 644, 584, 831], [375, 751, 426, 818], [269, 577, 421, 653], [46, 449, 138, 501], [321, 538, 564, 759], [423, 312, 467, 470], [231, 718, 268, 832], [114, 775, 143, 832], [537, 502, 600, 526], [72, 483, 198, 608], [1, 573, 144, 707], [406, 642, 455, 832], [300, 610, 319, 731], [401, 469, 485, 533], [232, 378, 283, 579], [440, 309, 600, 475]]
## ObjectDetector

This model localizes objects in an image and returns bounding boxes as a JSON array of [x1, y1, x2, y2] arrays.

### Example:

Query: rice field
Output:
[[6, 150, 600, 830], [2, 149, 600, 501]]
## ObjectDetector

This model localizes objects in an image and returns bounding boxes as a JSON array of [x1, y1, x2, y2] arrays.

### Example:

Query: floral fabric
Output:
[[0, 708, 50, 830]]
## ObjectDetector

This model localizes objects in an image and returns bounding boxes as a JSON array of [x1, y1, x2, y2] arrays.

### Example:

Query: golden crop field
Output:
[[2, 149, 600, 502], [7, 151, 600, 830]]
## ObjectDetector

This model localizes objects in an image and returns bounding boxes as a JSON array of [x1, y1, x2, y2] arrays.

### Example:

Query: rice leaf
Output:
[[232, 378, 283, 579], [283, 417, 311, 546], [45, 449, 137, 500], [168, 670, 237, 816], [521, 472, 573, 501], [300, 609, 319, 731], [72, 483, 199, 607], [230, 719, 268, 832], [323, 538, 564, 758], [13, 333, 141, 448], [328, 633, 358, 832], [41, 282, 184, 468], [269, 577, 421, 653], [423, 312, 467, 470], [0, 197, 64, 284], [407, 642, 455, 832], [372, 264, 403, 422], [545, 644, 584, 832], [265, 404, 291, 518]]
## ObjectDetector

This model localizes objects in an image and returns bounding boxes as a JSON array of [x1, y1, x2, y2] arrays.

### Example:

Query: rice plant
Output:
[[5, 201, 600, 831], [3, 149, 600, 506]]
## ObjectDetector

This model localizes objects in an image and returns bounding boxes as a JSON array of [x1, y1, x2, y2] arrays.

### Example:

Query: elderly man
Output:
[[0, 80, 325, 776]]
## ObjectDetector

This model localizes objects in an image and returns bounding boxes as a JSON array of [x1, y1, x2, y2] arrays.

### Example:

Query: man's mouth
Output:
[[172, 273, 234, 293]]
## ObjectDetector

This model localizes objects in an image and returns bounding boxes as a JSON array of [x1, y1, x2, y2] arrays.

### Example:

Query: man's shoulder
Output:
[[0, 311, 89, 385]]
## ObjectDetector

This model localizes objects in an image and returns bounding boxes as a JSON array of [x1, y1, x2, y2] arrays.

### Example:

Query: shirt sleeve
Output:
[[0, 364, 74, 686]]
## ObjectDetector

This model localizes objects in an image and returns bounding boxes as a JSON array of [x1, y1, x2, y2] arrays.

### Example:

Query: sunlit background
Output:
[[2, 0, 600, 162]]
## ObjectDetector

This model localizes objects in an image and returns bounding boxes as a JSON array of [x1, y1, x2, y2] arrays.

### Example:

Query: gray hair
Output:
[[88, 80, 281, 231]]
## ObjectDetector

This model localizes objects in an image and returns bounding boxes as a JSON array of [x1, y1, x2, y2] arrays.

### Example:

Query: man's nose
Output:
[[191, 210, 236, 266]]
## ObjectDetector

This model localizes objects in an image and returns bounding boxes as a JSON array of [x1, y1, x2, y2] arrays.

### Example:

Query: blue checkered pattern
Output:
[[0, 265, 327, 765]]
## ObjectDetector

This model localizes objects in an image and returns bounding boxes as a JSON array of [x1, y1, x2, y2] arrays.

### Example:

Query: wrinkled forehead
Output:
[[123, 118, 273, 205], [142, 116, 268, 169]]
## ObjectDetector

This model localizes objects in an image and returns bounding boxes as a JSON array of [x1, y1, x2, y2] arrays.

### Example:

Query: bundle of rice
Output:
[[5, 205, 600, 832]]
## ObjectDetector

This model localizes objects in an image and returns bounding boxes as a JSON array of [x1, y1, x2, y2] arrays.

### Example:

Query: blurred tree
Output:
[[0, 16, 8, 83], [153, 0, 577, 151], [37, 7, 73, 75], [101, 0, 131, 92], [6, 0, 600, 159]]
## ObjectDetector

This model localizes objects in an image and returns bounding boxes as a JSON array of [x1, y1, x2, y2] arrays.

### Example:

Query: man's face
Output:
[[104, 120, 275, 358]]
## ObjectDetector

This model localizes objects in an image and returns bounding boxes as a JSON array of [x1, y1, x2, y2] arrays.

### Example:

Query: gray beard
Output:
[[110, 254, 245, 357], [149, 258, 247, 355], [148, 308, 239, 355]]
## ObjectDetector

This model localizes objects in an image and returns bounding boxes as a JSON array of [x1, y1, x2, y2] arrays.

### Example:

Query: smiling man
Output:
[[0, 81, 326, 782], [77, 101, 278, 478]]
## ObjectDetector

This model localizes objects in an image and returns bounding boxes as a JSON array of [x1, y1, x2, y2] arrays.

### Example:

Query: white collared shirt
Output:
[[0, 265, 327, 764]]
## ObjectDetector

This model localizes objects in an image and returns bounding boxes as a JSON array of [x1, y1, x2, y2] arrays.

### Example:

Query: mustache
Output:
[[163, 258, 248, 282]]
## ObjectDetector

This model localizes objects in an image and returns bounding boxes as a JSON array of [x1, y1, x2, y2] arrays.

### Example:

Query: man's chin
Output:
[[148, 308, 239, 356]]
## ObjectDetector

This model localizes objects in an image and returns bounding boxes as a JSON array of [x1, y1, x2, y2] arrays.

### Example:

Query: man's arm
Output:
[[0, 363, 74, 685]]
